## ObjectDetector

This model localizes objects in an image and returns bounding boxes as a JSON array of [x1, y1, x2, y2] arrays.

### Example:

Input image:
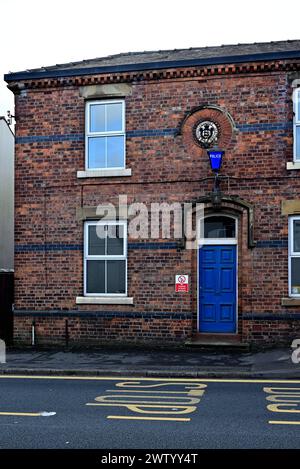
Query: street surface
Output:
[[0, 375, 299, 449]]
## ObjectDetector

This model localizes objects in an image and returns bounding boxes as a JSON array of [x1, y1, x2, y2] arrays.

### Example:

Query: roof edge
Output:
[[4, 49, 300, 83]]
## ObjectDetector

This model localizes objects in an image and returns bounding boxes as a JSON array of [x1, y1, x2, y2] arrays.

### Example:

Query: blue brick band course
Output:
[[14, 310, 192, 319], [15, 240, 288, 252], [15, 122, 293, 144], [243, 312, 300, 321], [13, 310, 300, 320], [256, 239, 288, 248]]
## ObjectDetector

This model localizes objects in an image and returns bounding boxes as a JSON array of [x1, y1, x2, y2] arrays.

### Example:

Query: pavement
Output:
[[0, 344, 300, 378]]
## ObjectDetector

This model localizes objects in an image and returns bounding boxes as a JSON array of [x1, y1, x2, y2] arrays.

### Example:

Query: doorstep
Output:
[[185, 333, 250, 351]]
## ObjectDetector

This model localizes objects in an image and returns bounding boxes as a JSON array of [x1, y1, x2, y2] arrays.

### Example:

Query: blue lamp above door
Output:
[[207, 148, 225, 208], [207, 149, 224, 173]]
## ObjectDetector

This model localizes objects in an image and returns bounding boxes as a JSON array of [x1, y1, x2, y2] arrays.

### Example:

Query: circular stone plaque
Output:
[[194, 120, 219, 148]]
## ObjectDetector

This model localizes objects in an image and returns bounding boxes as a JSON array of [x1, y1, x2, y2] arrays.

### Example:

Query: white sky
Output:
[[1, 0, 299, 119]]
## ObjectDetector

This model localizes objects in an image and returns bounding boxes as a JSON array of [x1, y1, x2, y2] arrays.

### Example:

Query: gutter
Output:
[[4, 49, 300, 82]]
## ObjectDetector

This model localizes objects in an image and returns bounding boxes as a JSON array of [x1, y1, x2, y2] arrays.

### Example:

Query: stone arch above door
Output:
[[180, 195, 256, 250]]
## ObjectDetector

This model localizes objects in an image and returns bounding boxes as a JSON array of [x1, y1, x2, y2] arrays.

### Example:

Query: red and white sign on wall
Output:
[[175, 275, 189, 292]]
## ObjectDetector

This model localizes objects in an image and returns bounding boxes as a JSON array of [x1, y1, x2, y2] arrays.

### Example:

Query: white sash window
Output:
[[84, 220, 127, 296], [86, 100, 125, 170]]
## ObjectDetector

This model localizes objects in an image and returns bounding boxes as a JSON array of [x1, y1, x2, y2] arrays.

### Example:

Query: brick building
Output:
[[5, 40, 300, 347]]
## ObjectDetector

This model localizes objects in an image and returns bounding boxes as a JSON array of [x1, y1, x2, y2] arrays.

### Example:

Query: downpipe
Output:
[[31, 320, 36, 346]]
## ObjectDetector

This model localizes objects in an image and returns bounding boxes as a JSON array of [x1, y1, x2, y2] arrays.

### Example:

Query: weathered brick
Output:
[[9, 50, 300, 347]]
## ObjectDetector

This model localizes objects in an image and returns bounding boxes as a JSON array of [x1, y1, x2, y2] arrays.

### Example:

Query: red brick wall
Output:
[[12, 63, 300, 346], [242, 319, 300, 346], [14, 315, 192, 346]]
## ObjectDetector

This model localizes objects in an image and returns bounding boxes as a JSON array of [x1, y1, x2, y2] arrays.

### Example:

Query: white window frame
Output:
[[85, 99, 126, 171], [84, 220, 127, 297], [289, 215, 300, 297], [197, 213, 238, 246], [293, 88, 300, 162]]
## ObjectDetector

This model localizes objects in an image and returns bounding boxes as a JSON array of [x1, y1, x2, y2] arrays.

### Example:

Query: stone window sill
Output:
[[76, 296, 134, 305], [77, 168, 132, 178], [281, 297, 300, 306], [286, 162, 300, 170]]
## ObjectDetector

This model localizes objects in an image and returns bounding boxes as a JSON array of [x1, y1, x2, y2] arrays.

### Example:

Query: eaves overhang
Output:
[[4, 49, 300, 83]]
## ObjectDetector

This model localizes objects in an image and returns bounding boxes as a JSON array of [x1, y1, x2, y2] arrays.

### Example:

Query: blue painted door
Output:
[[199, 245, 237, 333]]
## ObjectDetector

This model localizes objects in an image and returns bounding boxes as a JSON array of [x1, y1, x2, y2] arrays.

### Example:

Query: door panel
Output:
[[219, 304, 234, 322], [199, 245, 237, 333], [220, 267, 234, 291], [202, 268, 215, 291], [220, 248, 234, 263], [202, 248, 217, 263], [202, 304, 216, 322]]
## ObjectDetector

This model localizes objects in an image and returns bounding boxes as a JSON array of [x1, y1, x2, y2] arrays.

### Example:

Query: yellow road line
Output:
[[0, 375, 300, 384], [107, 415, 191, 422], [107, 389, 203, 394], [87, 403, 192, 408], [0, 411, 40, 417], [269, 420, 300, 425]]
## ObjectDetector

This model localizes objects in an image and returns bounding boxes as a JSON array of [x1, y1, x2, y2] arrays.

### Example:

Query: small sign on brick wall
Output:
[[175, 275, 189, 292]]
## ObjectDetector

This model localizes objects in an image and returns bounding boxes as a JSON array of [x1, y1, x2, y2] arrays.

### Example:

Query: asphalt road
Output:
[[0, 375, 299, 449]]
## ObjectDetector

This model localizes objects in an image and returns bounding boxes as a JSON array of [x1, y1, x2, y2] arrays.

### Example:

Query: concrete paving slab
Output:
[[0, 345, 299, 378]]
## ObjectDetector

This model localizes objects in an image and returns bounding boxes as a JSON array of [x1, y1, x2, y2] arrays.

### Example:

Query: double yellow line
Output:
[[0, 411, 41, 417]]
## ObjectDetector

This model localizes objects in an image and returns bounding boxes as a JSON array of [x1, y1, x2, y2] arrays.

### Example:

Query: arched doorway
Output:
[[198, 214, 238, 333]]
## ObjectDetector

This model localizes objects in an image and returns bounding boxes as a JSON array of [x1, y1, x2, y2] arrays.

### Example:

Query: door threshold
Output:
[[185, 333, 249, 350]]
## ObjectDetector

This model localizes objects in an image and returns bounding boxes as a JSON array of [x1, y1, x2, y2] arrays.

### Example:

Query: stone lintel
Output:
[[79, 83, 132, 99]]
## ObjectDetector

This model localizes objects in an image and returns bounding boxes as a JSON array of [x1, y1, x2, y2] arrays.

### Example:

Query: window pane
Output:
[[297, 91, 300, 121], [107, 260, 126, 294], [88, 225, 105, 255], [204, 216, 235, 238], [86, 260, 105, 293], [107, 136, 124, 168], [88, 137, 106, 169], [296, 126, 300, 160], [293, 220, 300, 252], [107, 224, 124, 255], [106, 103, 123, 132], [90, 104, 105, 132], [291, 257, 300, 294]]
